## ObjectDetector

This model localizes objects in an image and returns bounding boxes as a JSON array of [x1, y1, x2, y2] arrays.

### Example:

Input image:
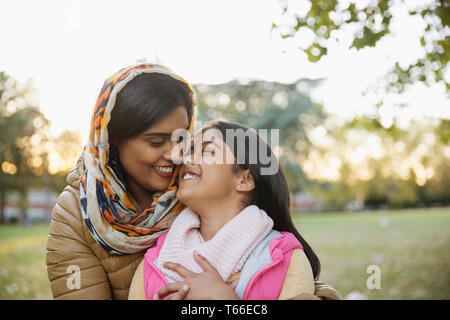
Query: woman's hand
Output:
[[155, 251, 240, 300], [288, 293, 321, 300]]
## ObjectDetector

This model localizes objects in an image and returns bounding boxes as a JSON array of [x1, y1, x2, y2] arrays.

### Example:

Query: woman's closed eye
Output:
[[147, 139, 165, 147]]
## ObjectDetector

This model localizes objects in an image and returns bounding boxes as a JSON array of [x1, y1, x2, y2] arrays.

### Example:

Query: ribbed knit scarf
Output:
[[157, 205, 274, 282], [78, 63, 197, 254]]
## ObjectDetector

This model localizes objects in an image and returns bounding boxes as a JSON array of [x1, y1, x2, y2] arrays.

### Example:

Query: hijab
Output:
[[78, 63, 197, 254]]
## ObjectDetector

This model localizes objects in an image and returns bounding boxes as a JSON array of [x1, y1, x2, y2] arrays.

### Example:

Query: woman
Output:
[[46, 63, 196, 299], [46, 63, 341, 300]]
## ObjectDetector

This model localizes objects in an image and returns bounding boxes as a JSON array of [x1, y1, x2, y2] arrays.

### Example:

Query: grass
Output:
[[0, 223, 52, 299], [292, 207, 450, 300], [0, 208, 449, 299]]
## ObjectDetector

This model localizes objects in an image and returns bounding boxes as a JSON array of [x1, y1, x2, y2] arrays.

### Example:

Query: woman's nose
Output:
[[163, 140, 178, 161]]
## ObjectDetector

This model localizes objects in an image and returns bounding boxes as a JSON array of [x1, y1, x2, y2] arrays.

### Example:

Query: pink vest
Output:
[[143, 230, 303, 300]]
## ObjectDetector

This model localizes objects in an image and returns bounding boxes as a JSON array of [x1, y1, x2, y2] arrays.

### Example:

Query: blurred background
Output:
[[0, 0, 449, 300]]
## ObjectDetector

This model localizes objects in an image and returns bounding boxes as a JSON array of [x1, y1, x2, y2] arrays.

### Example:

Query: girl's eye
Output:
[[202, 147, 215, 154]]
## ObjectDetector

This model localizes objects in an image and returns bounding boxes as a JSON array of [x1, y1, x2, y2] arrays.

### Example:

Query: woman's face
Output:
[[176, 127, 239, 207], [115, 107, 189, 193]]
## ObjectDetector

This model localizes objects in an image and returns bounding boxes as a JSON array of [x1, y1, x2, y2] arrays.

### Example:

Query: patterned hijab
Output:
[[79, 63, 197, 254]]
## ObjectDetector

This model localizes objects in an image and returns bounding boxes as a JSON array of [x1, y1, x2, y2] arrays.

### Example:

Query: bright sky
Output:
[[1, 0, 449, 143]]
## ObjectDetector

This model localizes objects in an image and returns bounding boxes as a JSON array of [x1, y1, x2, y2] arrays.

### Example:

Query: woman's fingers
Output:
[[193, 250, 215, 272], [288, 293, 321, 300], [164, 262, 195, 278], [162, 285, 190, 300], [156, 282, 187, 300]]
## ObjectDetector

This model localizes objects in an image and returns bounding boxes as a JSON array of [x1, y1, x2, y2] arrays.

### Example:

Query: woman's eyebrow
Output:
[[143, 132, 171, 137]]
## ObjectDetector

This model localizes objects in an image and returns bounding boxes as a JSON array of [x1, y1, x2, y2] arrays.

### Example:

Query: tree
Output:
[[301, 115, 450, 210], [272, 0, 449, 90], [0, 72, 50, 223], [46, 129, 84, 193], [195, 78, 325, 193]]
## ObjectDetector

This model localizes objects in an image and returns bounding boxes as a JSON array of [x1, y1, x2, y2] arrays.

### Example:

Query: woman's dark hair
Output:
[[107, 72, 194, 187], [108, 72, 194, 143], [203, 120, 321, 280]]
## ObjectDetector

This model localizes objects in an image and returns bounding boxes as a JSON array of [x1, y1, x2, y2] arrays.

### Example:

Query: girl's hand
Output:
[[155, 251, 240, 300]]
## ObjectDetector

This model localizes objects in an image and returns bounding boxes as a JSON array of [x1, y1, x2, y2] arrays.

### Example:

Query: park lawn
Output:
[[0, 224, 52, 299], [293, 207, 450, 300], [0, 207, 449, 299]]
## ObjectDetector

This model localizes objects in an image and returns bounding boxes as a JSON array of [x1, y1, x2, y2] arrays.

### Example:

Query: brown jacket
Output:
[[45, 164, 341, 300]]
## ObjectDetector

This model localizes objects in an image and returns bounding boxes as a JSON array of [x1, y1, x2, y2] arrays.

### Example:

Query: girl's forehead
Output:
[[194, 127, 223, 143]]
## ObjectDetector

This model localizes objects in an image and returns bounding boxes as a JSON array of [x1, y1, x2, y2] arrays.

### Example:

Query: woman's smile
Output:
[[153, 165, 175, 179]]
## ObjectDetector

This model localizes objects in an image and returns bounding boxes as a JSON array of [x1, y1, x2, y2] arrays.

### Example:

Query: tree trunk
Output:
[[19, 189, 29, 225], [0, 189, 5, 224]]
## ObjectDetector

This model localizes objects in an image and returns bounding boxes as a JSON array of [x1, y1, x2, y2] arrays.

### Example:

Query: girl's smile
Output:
[[181, 170, 200, 181]]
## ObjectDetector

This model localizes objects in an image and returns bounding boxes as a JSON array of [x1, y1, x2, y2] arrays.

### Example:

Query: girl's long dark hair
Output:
[[204, 120, 321, 280]]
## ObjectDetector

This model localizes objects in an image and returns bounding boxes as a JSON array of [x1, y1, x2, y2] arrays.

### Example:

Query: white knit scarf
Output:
[[157, 205, 274, 282]]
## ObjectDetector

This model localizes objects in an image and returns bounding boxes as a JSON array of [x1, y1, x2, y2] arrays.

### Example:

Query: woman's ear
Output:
[[236, 169, 255, 192]]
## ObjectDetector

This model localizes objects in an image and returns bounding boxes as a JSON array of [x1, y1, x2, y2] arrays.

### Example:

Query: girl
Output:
[[129, 120, 321, 300]]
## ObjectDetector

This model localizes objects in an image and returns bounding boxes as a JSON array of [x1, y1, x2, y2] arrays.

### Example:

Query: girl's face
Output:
[[115, 107, 189, 193], [176, 128, 240, 208]]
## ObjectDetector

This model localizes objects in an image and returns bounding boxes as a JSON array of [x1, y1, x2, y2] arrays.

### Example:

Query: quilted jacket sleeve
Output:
[[46, 186, 112, 300]]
